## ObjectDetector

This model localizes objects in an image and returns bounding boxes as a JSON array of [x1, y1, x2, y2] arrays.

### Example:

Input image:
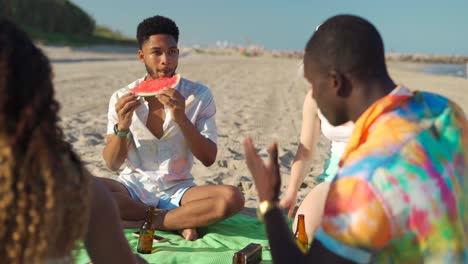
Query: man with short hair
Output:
[[244, 14, 467, 263], [101, 15, 244, 240]]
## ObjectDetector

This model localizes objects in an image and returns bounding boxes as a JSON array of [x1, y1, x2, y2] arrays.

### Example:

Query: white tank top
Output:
[[317, 111, 354, 158]]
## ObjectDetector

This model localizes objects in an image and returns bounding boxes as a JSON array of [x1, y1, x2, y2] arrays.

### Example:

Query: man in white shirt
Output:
[[101, 15, 244, 240]]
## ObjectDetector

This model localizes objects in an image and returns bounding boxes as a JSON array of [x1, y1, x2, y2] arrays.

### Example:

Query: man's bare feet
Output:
[[181, 228, 198, 241]]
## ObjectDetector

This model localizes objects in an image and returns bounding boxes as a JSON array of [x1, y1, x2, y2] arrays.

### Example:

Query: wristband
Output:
[[113, 123, 130, 137]]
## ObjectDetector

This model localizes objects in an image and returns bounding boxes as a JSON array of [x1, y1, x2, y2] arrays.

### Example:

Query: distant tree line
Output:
[[0, 0, 95, 35]]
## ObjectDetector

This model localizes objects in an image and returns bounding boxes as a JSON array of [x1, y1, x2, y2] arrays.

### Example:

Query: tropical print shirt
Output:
[[315, 86, 467, 263]]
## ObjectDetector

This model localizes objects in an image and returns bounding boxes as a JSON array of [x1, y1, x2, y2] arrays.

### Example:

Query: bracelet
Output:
[[257, 200, 278, 222], [113, 123, 130, 137]]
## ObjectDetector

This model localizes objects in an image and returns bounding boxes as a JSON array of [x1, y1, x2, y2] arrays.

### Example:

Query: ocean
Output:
[[422, 63, 467, 78]]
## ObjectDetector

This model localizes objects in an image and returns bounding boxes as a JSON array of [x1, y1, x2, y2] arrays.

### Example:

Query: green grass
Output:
[[24, 25, 137, 47]]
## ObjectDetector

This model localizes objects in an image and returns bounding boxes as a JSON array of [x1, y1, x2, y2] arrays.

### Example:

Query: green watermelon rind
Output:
[[132, 74, 181, 97]]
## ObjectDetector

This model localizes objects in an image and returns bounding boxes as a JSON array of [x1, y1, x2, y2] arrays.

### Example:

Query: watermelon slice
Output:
[[132, 74, 181, 97]]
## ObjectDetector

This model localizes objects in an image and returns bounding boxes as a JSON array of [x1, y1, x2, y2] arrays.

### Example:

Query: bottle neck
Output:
[[145, 206, 156, 225], [295, 215, 307, 240]]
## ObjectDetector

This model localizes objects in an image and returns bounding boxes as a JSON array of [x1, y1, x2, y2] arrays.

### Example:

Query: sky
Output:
[[72, 0, 468, 55]]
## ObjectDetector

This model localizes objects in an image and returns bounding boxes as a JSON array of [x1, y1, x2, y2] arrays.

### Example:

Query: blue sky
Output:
[[72, 0, 468, 55]]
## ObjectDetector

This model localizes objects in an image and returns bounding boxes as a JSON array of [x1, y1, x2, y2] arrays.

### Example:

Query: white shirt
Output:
[[317, 111, 354, 158], [106, 76, 217, 203], [316, 86, 406, 159]]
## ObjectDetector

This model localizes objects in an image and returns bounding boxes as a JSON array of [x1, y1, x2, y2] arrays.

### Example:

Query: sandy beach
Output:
[[43, 45, 468, 216]]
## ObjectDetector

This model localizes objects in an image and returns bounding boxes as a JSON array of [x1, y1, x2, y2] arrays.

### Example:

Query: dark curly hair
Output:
[[137, 15, 179, 48], [0, 19, 90, 263]]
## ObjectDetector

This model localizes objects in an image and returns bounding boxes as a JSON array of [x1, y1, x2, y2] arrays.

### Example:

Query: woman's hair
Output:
[[0, 19, 90, 263]]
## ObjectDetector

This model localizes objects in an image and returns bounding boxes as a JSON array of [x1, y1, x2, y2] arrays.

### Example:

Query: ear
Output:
[[329, 70, 351, 98], [138, 49, 144, 63]]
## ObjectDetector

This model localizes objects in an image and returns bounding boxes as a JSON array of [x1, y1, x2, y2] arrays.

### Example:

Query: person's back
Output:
[[318, 87, 467, 262], [243, 14, 467, 264], [0, 19, 144, 264], [0, 19, 90, 263]]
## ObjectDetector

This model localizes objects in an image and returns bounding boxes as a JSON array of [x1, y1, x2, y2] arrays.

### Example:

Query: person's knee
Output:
[[97, 177, 126, 193], [217, 185, 245, 218]]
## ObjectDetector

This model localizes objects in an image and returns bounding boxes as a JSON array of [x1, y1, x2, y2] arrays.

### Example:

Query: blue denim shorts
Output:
[[121, 182, 194, 210]]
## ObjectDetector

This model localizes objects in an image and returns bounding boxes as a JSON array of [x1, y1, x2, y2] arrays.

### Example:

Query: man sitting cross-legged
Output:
[[100, 15, 244, 241]]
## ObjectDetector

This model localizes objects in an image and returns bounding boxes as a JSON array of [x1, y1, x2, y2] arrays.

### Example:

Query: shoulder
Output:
[[303, 90, 318, 111], [179, 78, 212, 94], [415, 91, 466, 125], [178, 77, 214, 101], [393, 90, 466, 125]]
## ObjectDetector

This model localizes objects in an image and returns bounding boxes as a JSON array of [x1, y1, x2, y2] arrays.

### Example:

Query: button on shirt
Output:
[[106, 76, 217, 205]]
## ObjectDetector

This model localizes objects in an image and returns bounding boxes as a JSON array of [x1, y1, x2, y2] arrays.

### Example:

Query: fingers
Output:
[[158, 89, 184, 108], [267, 142, 279, 171], [267, 142, 278, 160], [158, 88, 181, 99], [119, 100, 140, 116], [115, 93, 140, 114], [157, 93, 177, 108], [115, 93, 138, 109], [288, 205, 295, 219], [242, 137, 261, 171], [114, 93, 140, 130], [279, 196, 295, 219], [242, 137, 255, 156]]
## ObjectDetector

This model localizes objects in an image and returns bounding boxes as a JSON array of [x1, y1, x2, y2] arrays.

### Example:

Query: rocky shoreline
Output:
[[190, 47, 468, 64], [386, 53, 468, 64]]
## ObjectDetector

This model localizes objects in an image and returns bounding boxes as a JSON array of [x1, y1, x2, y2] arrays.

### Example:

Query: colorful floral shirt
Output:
[[315, 86, 468, 263]]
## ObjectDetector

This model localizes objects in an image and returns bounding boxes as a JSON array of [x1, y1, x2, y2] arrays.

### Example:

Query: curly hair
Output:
[[0, 19, 90, 263], [137, 15, 179, 48]]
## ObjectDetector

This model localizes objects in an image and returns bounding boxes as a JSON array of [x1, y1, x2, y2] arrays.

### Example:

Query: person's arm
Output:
[[263, 207, 355, 264], [243, 138, 370, 264], [103, 134, 130, 171], [281, 91, 321, 217], [158, 88, 217, 166], [176, 116, 217, 166], [102, 93, 140, 171], [85, 176, 147, 264]]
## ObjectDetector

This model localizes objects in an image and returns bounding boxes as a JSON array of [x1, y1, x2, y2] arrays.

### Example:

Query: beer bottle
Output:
[[294, 214, 309, 253], [137, 206, 156, 254]]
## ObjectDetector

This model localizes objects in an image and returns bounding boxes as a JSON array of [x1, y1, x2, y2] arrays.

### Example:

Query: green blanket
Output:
[[74, 214, 274, 264]]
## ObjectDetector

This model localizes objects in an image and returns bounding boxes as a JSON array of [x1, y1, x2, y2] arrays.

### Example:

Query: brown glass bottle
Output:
[[294, 214, 309, 253], [137, 206, 156, 254]]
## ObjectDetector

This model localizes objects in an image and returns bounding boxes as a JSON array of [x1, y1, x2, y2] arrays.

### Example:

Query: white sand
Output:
[[43, 45, 468, 215]]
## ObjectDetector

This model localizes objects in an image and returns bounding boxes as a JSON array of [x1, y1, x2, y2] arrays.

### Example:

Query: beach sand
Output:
[[43, 45, 468, 216]]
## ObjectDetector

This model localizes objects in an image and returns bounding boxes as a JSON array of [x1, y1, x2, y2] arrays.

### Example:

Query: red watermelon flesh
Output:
[[132, 74, 181, 97]]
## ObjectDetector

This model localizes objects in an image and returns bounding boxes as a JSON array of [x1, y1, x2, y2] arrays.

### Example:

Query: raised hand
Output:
[[243, 137, 281, 202]]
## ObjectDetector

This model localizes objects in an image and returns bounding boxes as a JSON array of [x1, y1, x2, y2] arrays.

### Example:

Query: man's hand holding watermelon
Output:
[[115, 93, 141, 132], [157, 87, 186, 124]]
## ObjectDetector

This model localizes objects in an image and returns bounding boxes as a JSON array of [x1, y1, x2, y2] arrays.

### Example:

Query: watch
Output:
[[257, 200, 278, 222], [113, 123, 130, 137]]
